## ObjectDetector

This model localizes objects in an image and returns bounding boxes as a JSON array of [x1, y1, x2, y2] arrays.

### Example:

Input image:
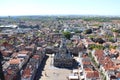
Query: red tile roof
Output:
[[4, 74, 11, 80], [94, 50, 104, 59], [1, 42, 12, 47], [94, 50, 116, 71], [1, 50, 13, 57], [86, 71, 99, 78], [22, 68, 31, 78], [19, 50, 29, 54], [7, 69, 14, 75], [9, 59, 21, 64], [116, 72, 120, 78], [84, 68, 92, 72], [117, 55, 120, 60]]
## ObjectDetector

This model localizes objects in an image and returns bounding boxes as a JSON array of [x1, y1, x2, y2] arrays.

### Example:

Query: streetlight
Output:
[[0, 51, 5, 80]]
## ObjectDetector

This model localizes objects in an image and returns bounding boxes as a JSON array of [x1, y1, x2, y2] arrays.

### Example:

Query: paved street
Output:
[[40, 54, 71, 80]]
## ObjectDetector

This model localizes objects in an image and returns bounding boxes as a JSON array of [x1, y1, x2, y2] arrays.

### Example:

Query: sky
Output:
[[0, 0, 120, 16]]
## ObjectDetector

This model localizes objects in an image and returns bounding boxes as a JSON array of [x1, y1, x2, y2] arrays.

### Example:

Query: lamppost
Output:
[[0, 51, 5, 80]]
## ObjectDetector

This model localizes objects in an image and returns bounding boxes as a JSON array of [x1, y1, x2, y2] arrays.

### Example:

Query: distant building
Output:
[[0, 25, 17, 29], [54, 38, 73, 68]]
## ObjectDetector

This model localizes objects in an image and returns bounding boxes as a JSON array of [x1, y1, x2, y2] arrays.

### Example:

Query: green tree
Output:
[[62, 31, 71, 39], [85, 29, 92, 34]]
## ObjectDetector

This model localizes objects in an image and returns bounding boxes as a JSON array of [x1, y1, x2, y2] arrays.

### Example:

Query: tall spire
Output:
[[60, 38, 66, 48]]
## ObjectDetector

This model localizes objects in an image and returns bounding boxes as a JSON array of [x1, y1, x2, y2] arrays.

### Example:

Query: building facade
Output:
[[54, 38, 73, 68]]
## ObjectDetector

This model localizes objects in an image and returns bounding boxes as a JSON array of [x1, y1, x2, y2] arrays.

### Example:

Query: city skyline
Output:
[[0, 0, 120, 16]]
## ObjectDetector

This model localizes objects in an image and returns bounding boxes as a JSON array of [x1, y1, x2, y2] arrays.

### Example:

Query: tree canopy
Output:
[[62, 31, 71, 39], [85, 29, 92, 34]]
